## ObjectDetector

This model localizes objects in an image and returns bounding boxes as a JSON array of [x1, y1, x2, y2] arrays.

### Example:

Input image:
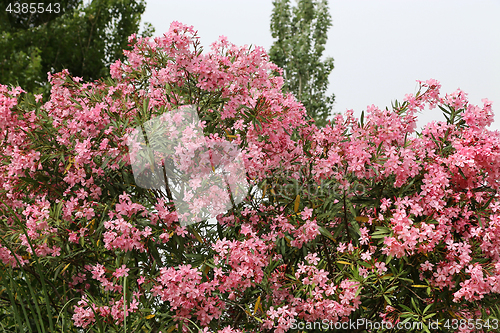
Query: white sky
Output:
[[142, 0, 500, 132]]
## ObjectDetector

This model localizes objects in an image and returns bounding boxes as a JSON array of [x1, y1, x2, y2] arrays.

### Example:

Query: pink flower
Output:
[[337, 242, 346, 253], [113, 264, 130, 278], [361, 251, 372, 261], [374, 261, 387, 274], [175, 225, 188, 237], [69, 232, 79, 243], [359, 227, 370, 245], [421, 260, 434, 271], [305, 253, 319, 265], [301, 207, 313, 220]]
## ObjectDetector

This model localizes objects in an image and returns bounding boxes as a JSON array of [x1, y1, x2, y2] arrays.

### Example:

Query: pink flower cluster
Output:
[[212, 225, 270, 292], [71, 264, 139, 327], [151, 264, 222, 326], [103, 194, 152, 252]]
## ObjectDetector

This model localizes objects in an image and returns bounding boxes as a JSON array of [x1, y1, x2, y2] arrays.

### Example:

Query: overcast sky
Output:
[[142, 0, 500, 132]]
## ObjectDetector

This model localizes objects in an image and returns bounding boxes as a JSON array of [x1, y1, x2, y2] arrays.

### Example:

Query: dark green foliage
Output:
[[0, 0, 153, 94], [270, 0, 335, 127]]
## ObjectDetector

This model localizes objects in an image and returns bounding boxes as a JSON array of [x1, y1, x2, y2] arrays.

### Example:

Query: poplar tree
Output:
[[270, 0, 335, 127]]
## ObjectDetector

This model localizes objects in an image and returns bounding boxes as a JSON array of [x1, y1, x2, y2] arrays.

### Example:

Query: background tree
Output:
[[269, 0, 335, 128], [0, 0, 153, 94]]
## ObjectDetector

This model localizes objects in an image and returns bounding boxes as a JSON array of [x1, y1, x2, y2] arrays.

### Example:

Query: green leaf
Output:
[[371, 227, 391, 239], [438, 105, 451, 115], [400, 304, 412, 312], [318, 226, 335, 241], [423, 313, 436, 320]]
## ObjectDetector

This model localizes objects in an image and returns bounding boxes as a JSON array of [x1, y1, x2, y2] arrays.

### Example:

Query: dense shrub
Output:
[[1, 21, 499, 333]]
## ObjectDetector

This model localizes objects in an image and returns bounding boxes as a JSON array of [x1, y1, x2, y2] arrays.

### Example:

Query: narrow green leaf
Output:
[[318, 226, 334, 241]]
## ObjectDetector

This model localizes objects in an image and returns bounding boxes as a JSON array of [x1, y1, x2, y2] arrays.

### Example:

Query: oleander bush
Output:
[[1, 21, 500, 333]]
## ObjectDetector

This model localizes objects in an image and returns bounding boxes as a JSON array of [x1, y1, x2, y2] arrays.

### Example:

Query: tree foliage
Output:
[[0, 0, 153, 94], [269, 0, 335, 128]]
